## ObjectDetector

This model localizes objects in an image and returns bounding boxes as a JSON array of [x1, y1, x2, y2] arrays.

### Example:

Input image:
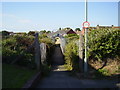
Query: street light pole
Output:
[[84, 0, 88, 73], [85, 0, 88, 22]]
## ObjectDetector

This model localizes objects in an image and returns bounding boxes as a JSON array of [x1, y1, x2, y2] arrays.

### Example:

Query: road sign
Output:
[[83, 21, 90, 28]]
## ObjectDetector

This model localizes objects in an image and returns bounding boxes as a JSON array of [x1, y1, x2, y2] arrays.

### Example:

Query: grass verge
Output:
[[2, 63, 37, 88]]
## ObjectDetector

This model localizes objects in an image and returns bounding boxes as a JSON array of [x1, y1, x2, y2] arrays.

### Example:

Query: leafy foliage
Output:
[[87, 28, 120, 60], [64, 39, 79, 72], [64, 34, 79, 42], [64, 28, 120, 75], [1, 31, 10, 37], [28, 31, 35, 36], [75, 28, 81, 31], [2, 35, 35, 67], [40, 37, 54, 47]]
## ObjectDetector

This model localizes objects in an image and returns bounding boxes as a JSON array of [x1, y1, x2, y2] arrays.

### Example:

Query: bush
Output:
[[2, 37, 17, 63], [14, 35, 34, 49], [2, 35, 35, 67], [64, 34, 79, 40], [40, 37, 54, 47], [64, 40, 79, 72], [98, 69, 109, 76], [1, 31, 10, 38], [2, 47, 17, 63], [63, 28, 120, 74], [88, 28, 120, 61], [39, 33, 48, 39]]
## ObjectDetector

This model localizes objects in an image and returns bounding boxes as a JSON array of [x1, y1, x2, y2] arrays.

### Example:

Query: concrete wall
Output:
[[60, 37, 66, 54], [40, 43, 47, 65]]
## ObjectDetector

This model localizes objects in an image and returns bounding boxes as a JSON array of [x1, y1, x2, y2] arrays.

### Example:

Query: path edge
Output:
[[22, 71, 41, 89]]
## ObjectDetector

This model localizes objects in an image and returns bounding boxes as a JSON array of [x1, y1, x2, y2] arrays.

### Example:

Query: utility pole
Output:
[[84, 0, 88, 73]]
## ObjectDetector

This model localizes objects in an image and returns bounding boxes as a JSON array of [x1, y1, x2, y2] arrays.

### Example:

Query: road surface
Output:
[[35, 45, 120, 89]]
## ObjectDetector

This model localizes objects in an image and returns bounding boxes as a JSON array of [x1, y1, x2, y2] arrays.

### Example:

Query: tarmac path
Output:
[[35, 45, 120, 89]]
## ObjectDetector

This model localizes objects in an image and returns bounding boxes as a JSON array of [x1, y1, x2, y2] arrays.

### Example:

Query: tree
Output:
[[75, 28, 81, 31], [63, 27, 72, 31], [28, 31, 35, 36], [46, 31, 51, 33], [59, 28, 62, 30], [2, 31, 10, 36], [40, 30, 47, 33]]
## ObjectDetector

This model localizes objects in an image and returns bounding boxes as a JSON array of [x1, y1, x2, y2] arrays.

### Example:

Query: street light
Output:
[[84, 0, 88, 73]]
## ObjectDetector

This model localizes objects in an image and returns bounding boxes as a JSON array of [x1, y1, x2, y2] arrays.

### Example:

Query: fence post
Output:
[[35, 33, 41, 71], [79, 33, 84, 73]]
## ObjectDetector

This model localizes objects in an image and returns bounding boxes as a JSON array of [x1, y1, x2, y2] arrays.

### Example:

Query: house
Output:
[[9, 32, 14, 35], [75, 30, 84, 36], [13, 32, 27, 36], [47, 29, 76, 38], [112, 26, 120, 29], [95, 25, 120, 29]]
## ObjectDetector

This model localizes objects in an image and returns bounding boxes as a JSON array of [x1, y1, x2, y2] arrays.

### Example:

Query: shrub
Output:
[[39, 37, 54, 48], [2, 47, 17, 63], [2, 31, 10, 37], [64, 40, 79, 72], [64, 28, 120, 73], [64, 34, 79, 40], [88, 28, 120, 61], [98, 69, 109, 76], [2, 35, 35, 66]]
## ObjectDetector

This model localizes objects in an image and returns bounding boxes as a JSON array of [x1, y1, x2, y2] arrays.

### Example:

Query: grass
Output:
[[41, 64, 51, 77], [87, 58, 120, 80], [64, 64, 72, 71], [2, 63, 37, 88]]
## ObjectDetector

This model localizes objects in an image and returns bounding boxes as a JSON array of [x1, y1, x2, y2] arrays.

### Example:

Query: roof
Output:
[[47, 29, 75, 37], [88, 25, 120, 29], [113, 27, 120, 28], [47, 30, 66, 37]]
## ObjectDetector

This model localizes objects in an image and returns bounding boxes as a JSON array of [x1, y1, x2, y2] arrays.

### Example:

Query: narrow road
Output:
[[35, 45, 120, 88]]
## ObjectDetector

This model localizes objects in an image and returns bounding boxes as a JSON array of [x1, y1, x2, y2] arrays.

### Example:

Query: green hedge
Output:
[[88, 28, 120, 61], [2, 35, 35, 67], [64, 28, 120, 73], [64, 40, 79, 72]]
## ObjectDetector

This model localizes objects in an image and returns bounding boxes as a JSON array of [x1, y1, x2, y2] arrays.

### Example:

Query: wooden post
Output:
[[35, 33, 41, 71], [79, 33, 84, 73]]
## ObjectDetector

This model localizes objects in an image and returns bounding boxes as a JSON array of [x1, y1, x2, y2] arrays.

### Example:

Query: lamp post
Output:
[[84, 0, 88, 73]]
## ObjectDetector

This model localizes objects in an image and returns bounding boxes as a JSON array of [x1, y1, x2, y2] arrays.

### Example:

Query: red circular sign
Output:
[[83, 21, 90, 28]]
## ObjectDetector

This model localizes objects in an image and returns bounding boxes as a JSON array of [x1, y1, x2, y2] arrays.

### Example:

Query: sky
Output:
[[1, 2, 118, 32]]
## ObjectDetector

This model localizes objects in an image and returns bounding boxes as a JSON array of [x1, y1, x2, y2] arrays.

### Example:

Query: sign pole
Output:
[[84, 0, 88, 73]]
